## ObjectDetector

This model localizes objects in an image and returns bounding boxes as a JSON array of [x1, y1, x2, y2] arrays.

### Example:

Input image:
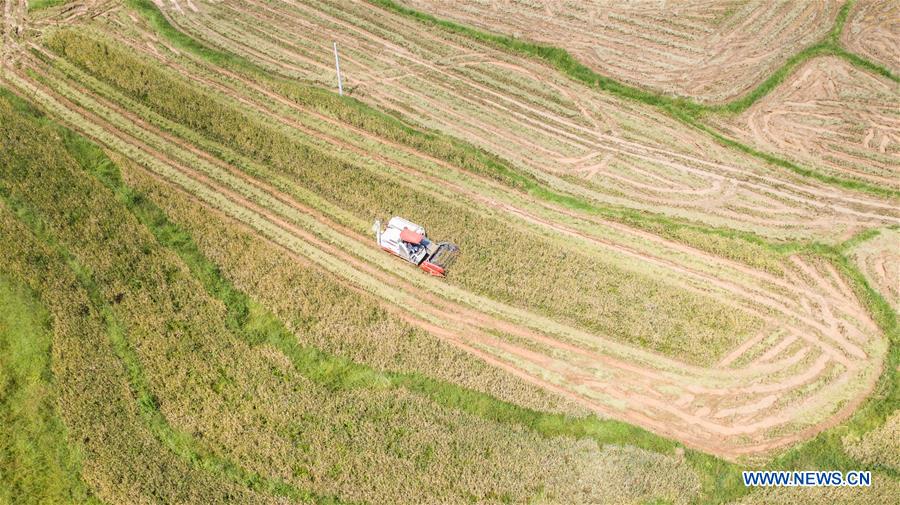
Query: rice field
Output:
[[842, 0, 900, 75], [1, 0, 898, 503], [712, 56, 900, 190], [394, 0, 842, 103], [150, 0, 899, 242]]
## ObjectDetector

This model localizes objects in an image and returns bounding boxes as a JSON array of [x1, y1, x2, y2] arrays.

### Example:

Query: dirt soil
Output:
[[842, 0, 900, 75]]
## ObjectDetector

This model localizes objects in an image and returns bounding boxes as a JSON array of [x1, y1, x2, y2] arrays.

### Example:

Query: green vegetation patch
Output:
[[0, 276, 98, 504], [27, 0, 71, 12], [0, 90, 342, 504]]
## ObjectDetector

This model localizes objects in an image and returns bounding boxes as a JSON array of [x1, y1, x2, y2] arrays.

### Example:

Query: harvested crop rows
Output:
[[849, 228, 900, 312], [155, 0, 898, 243], [713, 56, 900, 190], [1, 84, 706, 504], [394, 0, 843, 103], [842, 0, 900, 75], [1, 0, 890, 462]]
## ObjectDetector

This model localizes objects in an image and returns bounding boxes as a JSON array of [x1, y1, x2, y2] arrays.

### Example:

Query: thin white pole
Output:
[[333, 42, 343, 96]]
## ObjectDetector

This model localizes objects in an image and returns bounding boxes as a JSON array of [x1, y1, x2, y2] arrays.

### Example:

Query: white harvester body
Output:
[[373, 217, 459, 276]]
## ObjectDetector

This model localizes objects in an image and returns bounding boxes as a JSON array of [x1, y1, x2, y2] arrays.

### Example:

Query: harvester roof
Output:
[[399, 228, 424, 244]]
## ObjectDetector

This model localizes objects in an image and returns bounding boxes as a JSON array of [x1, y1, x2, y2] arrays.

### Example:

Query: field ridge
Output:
[[369, 0, 899, 198]]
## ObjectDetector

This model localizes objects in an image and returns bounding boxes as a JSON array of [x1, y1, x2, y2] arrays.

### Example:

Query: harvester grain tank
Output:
[[373, 217, 460, 276]]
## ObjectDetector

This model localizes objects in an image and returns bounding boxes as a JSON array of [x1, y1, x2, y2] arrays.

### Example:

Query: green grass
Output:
[[124, 0, 254, 72], [368, 0, 899, 198], [0, 276, 100, 504], [2, 193, 340, 504], [27, 0, 71, 11]]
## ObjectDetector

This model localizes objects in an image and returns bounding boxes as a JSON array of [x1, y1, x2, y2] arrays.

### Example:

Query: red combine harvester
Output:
[[373, 217, 460, 276]]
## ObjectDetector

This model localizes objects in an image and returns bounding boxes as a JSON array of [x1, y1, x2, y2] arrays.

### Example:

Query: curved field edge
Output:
[[367, 0, 899, 199], [39, 27, 770, 366], [59, 91, 685, 464], [122, 0, 792, 273], [117, 1, 900, 490], [23, 82, 900, 503], [847, 227, 899, 312], [5, 9, 898, 504], [0, 275, 100, 504]]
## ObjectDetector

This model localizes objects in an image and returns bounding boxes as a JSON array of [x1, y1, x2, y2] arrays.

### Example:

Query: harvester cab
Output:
[[373, 217, 460, 277]]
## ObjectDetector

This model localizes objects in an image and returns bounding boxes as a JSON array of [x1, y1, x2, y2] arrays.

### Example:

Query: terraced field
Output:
[[713, 56, 900, 190], [2, 0, 898, 503], [395, 0, 842, 103], [146, 0, 899, 243]]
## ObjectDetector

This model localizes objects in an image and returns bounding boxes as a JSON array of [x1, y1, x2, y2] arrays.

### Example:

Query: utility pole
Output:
[[333, 42, 343, 96]]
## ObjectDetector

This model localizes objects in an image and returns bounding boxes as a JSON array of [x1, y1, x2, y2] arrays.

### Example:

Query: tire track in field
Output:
[[103, 35, 880, 361], [158, 0, 896, 241], [715, 56, 900, 190]]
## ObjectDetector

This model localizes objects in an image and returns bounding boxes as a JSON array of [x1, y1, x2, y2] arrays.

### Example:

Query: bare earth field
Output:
[[396, 0, 841, 103], [1, 0, 898, 503]]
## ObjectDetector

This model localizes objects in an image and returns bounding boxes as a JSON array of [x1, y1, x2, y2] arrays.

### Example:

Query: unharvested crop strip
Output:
[[21, 61, 884, 458], [43, 29, 764, 367], [37, 30, 884, 374], [139, 0, 892, 246], [8, 5, 900, 502], [70, 107, 691, 458], [122, 0, 837, 251]]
